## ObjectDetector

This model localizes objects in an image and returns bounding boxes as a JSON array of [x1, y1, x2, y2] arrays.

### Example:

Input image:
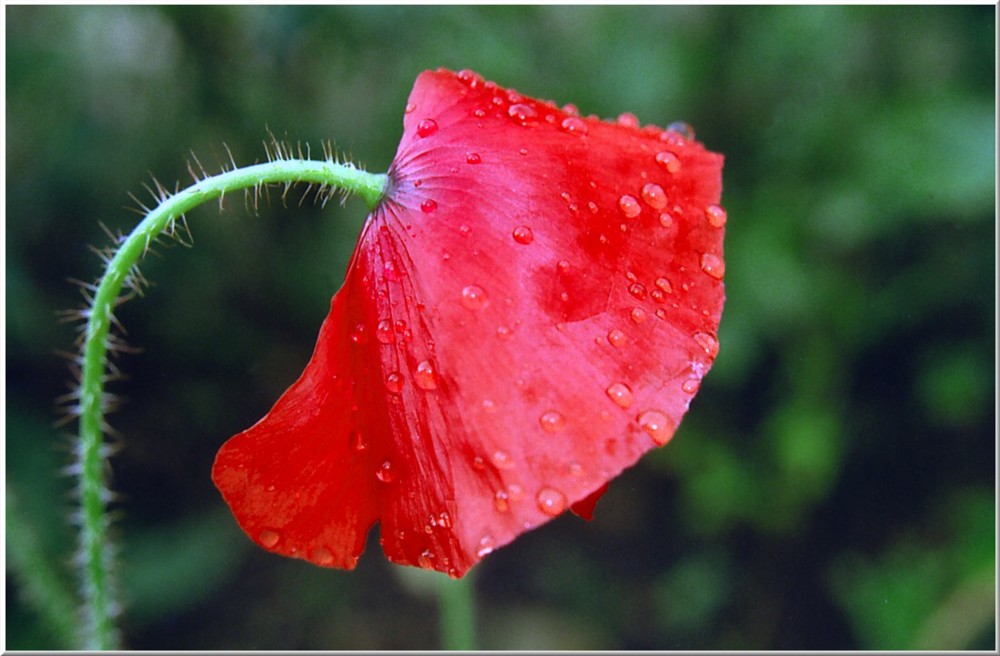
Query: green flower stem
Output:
[[439, 573, 477, 650], [75, 158, 387, 649]]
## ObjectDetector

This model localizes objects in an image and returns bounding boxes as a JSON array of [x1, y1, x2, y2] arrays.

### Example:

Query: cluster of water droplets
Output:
[[392, 72, 727, 565]]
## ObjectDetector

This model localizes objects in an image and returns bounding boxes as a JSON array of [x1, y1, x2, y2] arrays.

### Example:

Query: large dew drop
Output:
[[259, 529, 280, 548], [376, 319, 395, 344], [605, 382, 635, 409], [311, 547, 334, 566], [655, 150, 682, 173], [536, 487, 568, 516], [414, 360, 438, 390], [641, 183, 668, 210], [638, 410, 674, 446], [460, 284, 488, 310], [508, 103, 538, 126], [618, 194, 641, 219], [560, 116, 588, 135], [539, 410, 566, 432], [706, 204, 728, 228], [607, 328, 627, 348], [700, 253, 725, 279], [512, 226, 534, 245], [416, 118, 438, 138], [693, 332, 720, 358]]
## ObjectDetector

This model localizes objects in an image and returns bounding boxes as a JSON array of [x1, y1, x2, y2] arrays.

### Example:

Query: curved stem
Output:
[[74, 158, 387, 649]]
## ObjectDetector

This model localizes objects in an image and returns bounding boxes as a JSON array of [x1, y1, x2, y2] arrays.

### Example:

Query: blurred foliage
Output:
[[6, 5, 995, 650]]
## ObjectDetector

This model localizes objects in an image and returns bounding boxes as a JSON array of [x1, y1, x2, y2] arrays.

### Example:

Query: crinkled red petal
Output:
[[213, 68, 725, 578]]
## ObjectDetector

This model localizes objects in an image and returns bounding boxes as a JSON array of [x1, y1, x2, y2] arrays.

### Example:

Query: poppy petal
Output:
[[214, 68, 725, 577]]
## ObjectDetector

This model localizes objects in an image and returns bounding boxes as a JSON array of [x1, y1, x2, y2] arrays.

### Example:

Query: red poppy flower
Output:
[[213, 68, 725, 578]]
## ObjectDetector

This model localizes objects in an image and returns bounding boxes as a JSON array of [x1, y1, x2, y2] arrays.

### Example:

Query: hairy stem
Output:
[[75, 157, 387, 649]]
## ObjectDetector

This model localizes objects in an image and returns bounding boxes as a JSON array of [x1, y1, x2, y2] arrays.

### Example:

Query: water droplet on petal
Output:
[[476, 535, 495, 558], [376, 319, 395, 344], [638, 410, 675, 445], [666, 121, 695, 140], [418, 550, 435, 569], [618, 195, 641, 218], [654, 277, 673, 294], [628, 283, 647, 300], [560, 116, 588, 134], [641, 183, 668, 210], [482, 398, 497, 413], [617, 112, 640, 127], [512, 226, 534, 244], [436, 511, 452, 529], [259, 529, 280, 548], [460, 285, 487, 310], [682, 378, 701, 394], [492, 450, 514, 469], [405, 102, 416, 114], [508, 103, 538, 126], [606, 382, 635, 408], [700, 253, 725, 279], [607, 328, 627, 348], [466, 152, 482, 165], [493, 490, 509, 512], [417, 118, 438, 138], [420, 199, 438, 214], [385, 371, 403, 394], [350, 323, 368, 345], [376, 460, 396, 483], [693, 332, 720, 358], [536, 487, 568, 516], [655, 150, 682, 173], [630, 307, 647, 324], [659, 212, 675, 229], [706, 204, 728, 228], [457, 69, 483, 87], [311, 547, 334, 566], [414, 360, 438, 390], [539, 411, 566, 432], [496, 325, 513, 340]]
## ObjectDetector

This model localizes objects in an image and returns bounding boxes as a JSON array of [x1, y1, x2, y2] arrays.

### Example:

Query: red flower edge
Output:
[[213, 68, 725, 578]]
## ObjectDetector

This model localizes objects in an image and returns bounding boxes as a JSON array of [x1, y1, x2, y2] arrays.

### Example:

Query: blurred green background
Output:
[[6, 5, 995, 650]]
